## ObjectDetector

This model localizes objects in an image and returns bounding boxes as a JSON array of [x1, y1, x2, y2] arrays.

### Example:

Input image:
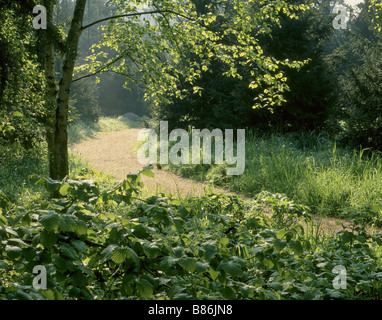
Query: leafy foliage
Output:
[[1, 169, 382, 300], [0, 3, 47, 152], [80, 0, 310, 114], [327, 1, 382, 149], [258, 0, 336, 131], [370, 0, 382, 33], [146, 0, 337, 133]]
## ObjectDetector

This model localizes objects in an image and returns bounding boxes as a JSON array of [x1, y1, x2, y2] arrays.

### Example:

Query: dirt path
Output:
[[70, 128, 378, 235], [70, 128, 237, 198]]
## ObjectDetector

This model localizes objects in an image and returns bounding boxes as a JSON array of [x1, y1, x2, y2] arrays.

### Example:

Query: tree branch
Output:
[[72, 53, 126, 83], [81, 9, 195, 31]]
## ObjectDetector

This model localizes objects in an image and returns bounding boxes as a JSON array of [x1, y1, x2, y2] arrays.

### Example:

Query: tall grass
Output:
[[0, 116, 137, 207], [240, 132, 382, 215], [165, 130, 382, 218], [0, 148, 49, 206]]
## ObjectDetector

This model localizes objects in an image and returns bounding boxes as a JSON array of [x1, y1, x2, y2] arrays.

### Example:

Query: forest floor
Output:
[[70, 127, 374, 235]]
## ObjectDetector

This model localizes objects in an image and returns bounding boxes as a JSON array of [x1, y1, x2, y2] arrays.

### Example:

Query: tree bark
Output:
[[51, 0, 87, 180], [43, 0, 57, 180]]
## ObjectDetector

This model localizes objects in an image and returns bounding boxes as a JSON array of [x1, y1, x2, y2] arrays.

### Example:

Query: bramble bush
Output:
[[1, 169, 382, 300]]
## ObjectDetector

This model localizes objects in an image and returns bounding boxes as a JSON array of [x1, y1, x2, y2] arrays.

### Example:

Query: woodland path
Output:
[[70, 128, 237, 198], [70, 127, 372, 234]]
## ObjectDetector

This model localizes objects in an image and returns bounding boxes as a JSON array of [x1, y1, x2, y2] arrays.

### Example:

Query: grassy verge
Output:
[[0, 116, 138, 207], [164, 131, 382, 224]]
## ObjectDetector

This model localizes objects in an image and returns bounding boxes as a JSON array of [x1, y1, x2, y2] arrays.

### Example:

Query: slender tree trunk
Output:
[[43, 0, 57, 180], [51, 0, 87, 180]]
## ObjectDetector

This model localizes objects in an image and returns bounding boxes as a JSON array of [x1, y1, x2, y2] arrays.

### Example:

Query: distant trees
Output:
[[327, 0, 382, 149], [259, 0, 336, 132], [149, 0, 336, 132]]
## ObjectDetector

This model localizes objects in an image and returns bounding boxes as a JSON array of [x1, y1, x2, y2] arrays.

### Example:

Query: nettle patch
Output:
[[1, 169, 382, 300]]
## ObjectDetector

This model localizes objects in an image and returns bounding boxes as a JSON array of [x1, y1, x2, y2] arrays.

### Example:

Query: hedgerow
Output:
[[1, 169, 382, 300]]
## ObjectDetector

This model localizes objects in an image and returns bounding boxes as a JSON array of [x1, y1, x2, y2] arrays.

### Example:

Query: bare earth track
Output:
[[70, 128, 375, 234], [70, 128, 234, 198]]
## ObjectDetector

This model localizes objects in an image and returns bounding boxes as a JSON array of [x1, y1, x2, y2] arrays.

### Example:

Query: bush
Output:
[[1, 169, 382, 300]]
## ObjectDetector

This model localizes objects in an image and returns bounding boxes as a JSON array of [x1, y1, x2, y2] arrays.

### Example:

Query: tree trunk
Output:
[[43, 0, 57, 180], [51, 0, 87, 180]]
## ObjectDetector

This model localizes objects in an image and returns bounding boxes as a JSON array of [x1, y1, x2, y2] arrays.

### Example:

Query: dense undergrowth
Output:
[[1, 168, 382, 300], [1, 118, 382, 300]]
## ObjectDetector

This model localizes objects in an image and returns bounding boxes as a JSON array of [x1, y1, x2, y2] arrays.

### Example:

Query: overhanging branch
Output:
[[81, 9, 195, 31], [72, 53, 125, 82]]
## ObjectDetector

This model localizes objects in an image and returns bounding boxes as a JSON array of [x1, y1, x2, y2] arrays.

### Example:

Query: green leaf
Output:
[[143, 243, 161, 258], [121, 274, 135, 296], [102, 244, 118, 261], [136, 278, 154, 299], [126, 247, 140, 265], [5, 245, 22, 259], [71, 240, 88, 252], [140, 169, 155, 178], [221, 286, 235, 299], [202, 244, 217, 261], [160, 256, 179, 269], [111, 247, 126, 264], [290, 240, 303, 255], [196, 261, 209, 273], [40, 230, 57, 249], [209, 268, 219, 281], [59, 184, 71, 196], [179, 257, 197, 273], [41, 289, 55, 300], [219, 237, 229, 246], [45, 180, 61, 193], [74, 219, 87, 236], [220, 261, 243, 278], [39, 211, 59, 232], [13, 111, 24, 117], [0, 260, 9, 269], [276, 229, 287, 239], [61, 243, 79, 260], [273, 239, 286, 252]]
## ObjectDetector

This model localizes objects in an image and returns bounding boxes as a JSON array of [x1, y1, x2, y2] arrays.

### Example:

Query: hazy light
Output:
[[344, 0, 364, 7]]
